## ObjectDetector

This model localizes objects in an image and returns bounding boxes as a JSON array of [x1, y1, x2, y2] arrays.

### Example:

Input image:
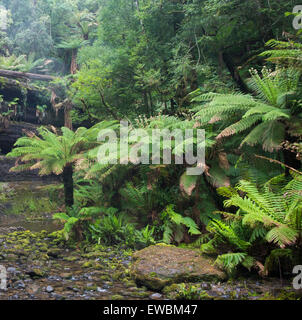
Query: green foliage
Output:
[[2, 0, 302, 277], [203, 174, 302, 274], [160, 204, 201, 245], [53, 204, 99, 240], [7, 122, 117, 175], [193, 67, 302, 152], [215, 252, 255, 275], [260, 39, 302, 69], [171, 283, 210, 300], [88, 211, 155, 249]]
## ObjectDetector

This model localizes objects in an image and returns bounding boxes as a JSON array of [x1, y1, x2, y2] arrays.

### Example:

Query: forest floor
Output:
[[0, 181, 299, 300]]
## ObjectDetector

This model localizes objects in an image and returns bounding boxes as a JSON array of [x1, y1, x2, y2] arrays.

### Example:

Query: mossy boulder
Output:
[[130, 245, 226, 290]]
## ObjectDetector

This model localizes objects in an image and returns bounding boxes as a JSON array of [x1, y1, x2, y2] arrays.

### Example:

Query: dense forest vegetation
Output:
[[0, 0, 302, 301]]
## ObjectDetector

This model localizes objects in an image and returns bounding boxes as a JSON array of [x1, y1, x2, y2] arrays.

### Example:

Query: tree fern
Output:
[[193, 67, 302, 152]]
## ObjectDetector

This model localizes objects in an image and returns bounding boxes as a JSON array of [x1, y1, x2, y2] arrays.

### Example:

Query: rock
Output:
[[47, 275, 62, 281], [60, 273, 72, 279], [26, 284, 39, 294], [122, 260, 131, 266], [51, 293, 65, 300], [201, 282, 211, 290], [7, 267, 17, 273], [6, 254, 17, 261], [27, 267, 48, 278], [130, 245, 226, 290], [14, 281, 25, 289], [149, 293, 162, 300], [46, 285, 54, 293], [47, 248, 62, 258]]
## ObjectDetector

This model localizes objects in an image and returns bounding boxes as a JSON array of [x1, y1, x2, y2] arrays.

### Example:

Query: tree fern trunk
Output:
[[71, 49, 78, 75], [63, 163, 74, 208]]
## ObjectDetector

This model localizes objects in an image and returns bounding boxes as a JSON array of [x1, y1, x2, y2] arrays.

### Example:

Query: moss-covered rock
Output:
[[130, 245, 226, 291]]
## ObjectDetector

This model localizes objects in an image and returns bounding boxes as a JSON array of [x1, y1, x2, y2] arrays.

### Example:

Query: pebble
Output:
[[122, 260, 131, 266], [46, 286, 54, 293], [149, 293, 162, 300], [7, 267, 17, 273], [201, 282, 211, 290], [15, 281, 25, 289], [47, 276, 62, 281]]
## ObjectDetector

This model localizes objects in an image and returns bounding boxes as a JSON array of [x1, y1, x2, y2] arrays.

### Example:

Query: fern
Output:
[[215, 252, 254, 274], [161, 204, 201, 244], [193, 67, 301, 152]]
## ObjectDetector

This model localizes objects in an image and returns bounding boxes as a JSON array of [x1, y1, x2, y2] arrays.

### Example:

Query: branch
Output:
[[98, 90, 120, 120], [80, 98, 103, 121], [255, 154, 302, 175]]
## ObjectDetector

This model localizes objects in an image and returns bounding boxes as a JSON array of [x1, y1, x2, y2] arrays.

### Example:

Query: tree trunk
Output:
[[64, 101, 73, 130], [70, 49, 78, 75], [222, 52, 248, 93], [62, 163, 74, 208]]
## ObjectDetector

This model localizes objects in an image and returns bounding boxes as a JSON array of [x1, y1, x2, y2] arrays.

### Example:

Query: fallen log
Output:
[[0, 69, 56, 82]]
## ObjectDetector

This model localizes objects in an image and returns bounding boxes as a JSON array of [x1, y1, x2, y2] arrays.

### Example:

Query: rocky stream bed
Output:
[[0, 180, 300, 301]]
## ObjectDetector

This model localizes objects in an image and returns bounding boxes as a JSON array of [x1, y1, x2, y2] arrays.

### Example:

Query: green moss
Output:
[[100, 275, 111, 281], [82, 261, 94, 268], [63, 256, 78, 262], [85, 285, 98, 291], [112, 271, 124, 280], [111, 295, 124, 300]]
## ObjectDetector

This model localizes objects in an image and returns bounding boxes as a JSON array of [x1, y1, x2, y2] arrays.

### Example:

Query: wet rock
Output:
[[86, 283, 94, 287], [103, 283, 111, 289], [51, 293, 65, 300], [26, 284, 40, 295], [14, 281, 25, 289], [60, 273, 72, 279], [201, 282, 211, 290], [122, 260, 131, 266], [130, 245, 226, 290], [47, 248, 62, 258], [149, 293, 162, 300], [46, 286, 54, 293], [27, 267, 48, 278], [47, 275, 62, 281], [7, 267, 17, 273]]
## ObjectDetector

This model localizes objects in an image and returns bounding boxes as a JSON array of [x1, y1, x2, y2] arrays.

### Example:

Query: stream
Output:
[[0, 180, 300, 300]]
